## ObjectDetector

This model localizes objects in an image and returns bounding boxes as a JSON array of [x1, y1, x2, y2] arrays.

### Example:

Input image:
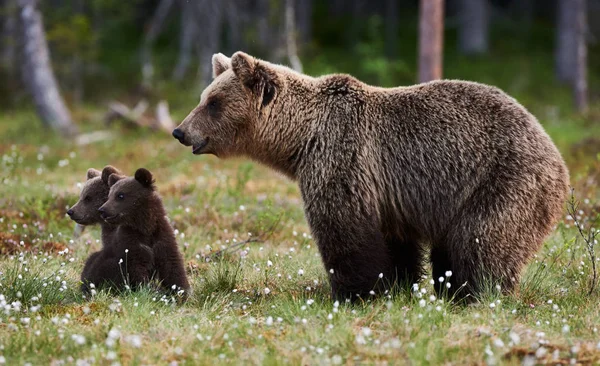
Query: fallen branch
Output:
[[104, 99, 175, 134]]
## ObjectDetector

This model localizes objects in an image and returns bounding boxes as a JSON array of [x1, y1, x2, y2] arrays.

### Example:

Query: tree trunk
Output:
[[418, 0, 444, 83], [17, 0, 77, 136], [70, 0, 84, 104], [195, 0, 221, 86], [172, 0, 196, 81], [1, 0, 17, 72], [296, 0, 312, 45], [385, 0, 399, 60], [555, 0, 577, 84], [457, 0, 489, 55], [256, 0, 271, 52], [141, 0, 175, 87], [573, 0, 587, 113], [224, 0, 243, 53], [285, 0, 302, 72]]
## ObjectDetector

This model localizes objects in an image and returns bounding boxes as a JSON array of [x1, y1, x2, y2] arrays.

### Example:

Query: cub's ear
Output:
[[86, 168, 101, 180], [134, 168, 155, 189], [231, 51, 278, 106], [212, 53, 231, 78], [107, 173, 125, 188], [101, 165, 120, 185]]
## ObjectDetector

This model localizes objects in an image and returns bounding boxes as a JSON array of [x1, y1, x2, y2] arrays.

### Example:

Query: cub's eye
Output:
[[117, 193, 125, 200], [83, 195, 91, 202]]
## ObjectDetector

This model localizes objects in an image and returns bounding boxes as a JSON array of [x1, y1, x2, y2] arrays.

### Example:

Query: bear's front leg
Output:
[[302, 189, 396, 302], [153, 239, 190, 296]]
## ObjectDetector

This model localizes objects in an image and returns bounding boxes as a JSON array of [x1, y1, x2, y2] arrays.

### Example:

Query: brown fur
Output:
[[173, 52, 569, 301], [68, 166, 154, 294], [99, 168, 190, 296]]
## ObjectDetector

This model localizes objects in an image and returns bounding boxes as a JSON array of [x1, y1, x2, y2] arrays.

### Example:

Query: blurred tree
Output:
[[418, 0, 444, 82], [195, 0, 221, 86], [172, 0, 221, 86], [384, 0, 399, 60], [296, 0, 312, 46], [141, 0, 175, 88], [285, 0, 302, 72], [573, 0, 587, 113], [17, 0, 77, 136], [1, 0, 17, 73], [172, 0, 195, 81], [555, 0, 577, 84], [457, 0, 489, 55]]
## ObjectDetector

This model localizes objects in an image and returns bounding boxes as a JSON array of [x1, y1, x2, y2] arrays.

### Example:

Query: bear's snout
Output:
[[172, 128, 185, 144], [66, 209, 74, 217]]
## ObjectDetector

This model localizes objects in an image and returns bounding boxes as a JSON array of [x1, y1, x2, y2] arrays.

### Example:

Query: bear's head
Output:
[[98, 168, 157, 227], [172, 51, 282, 158], [67, 166, 120, 225]]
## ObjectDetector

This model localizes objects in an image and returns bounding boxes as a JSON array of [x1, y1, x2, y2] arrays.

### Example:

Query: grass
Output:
[[1, 42, 600, 362], [0, 105, 599, 365]]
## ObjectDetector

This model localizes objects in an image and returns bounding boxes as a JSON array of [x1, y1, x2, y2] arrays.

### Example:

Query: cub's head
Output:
[[172, 51, 281, 157], [67, 166, 120, 225], [98, 168, 156, 225]]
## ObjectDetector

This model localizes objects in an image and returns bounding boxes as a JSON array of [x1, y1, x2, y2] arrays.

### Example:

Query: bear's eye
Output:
[[83, 195, 91, 202], [207, 98, 220, 116], [117, 193, 125, 200]]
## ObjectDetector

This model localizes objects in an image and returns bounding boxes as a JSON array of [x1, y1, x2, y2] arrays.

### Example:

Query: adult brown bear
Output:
[[172, 52, 569, 302]]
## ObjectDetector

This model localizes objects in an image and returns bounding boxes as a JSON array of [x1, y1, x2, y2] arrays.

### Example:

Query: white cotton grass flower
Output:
[[125, 335, 142, 348], [438, 277, 445, 283], [297, 269, 304, 276], [378, 273, 384, 279], [267, 260, 273, 267], [329, 268, 334, 274], [71, 334, 86, 346], [445, 271, 452, 277], [105, 328, 121, 348], [264, 287, 271, 295], [265, 316, 274, 326]]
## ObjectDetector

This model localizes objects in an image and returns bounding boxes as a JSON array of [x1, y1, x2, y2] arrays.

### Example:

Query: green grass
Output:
[[0, 102, 599, 365], [2, 32, 600, 362]]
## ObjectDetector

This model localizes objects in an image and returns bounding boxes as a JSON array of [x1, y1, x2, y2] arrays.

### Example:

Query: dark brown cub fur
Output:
[[68, 166, 154, 294], [99, 168, 190, 296]]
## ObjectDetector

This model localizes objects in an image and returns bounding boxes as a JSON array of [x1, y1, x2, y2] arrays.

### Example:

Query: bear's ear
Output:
[[107, 173, 125, 188], [212, 53, 231, 78], [101, 165, 120, 185], [231, 51, 278, 107], [134, 168, 155, 190], [86, 168, 101, 180]]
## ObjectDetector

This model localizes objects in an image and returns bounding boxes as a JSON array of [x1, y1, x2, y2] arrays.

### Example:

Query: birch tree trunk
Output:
[[17, 0, 77, 136], [418, 0, 444, 83], [285, 0, 302, 72]]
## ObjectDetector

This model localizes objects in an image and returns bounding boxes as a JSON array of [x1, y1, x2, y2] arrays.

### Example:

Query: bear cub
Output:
[[68, 166, 154, 294], [99, 168, 190, 296]]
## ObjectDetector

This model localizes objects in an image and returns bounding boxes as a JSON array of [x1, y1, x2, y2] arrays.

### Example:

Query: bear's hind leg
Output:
[[386, 235, 425, 290], [432, 174, 551, 301]]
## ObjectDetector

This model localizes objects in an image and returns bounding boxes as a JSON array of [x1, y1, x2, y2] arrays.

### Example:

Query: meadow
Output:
[[1, 34, 600, 363]]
